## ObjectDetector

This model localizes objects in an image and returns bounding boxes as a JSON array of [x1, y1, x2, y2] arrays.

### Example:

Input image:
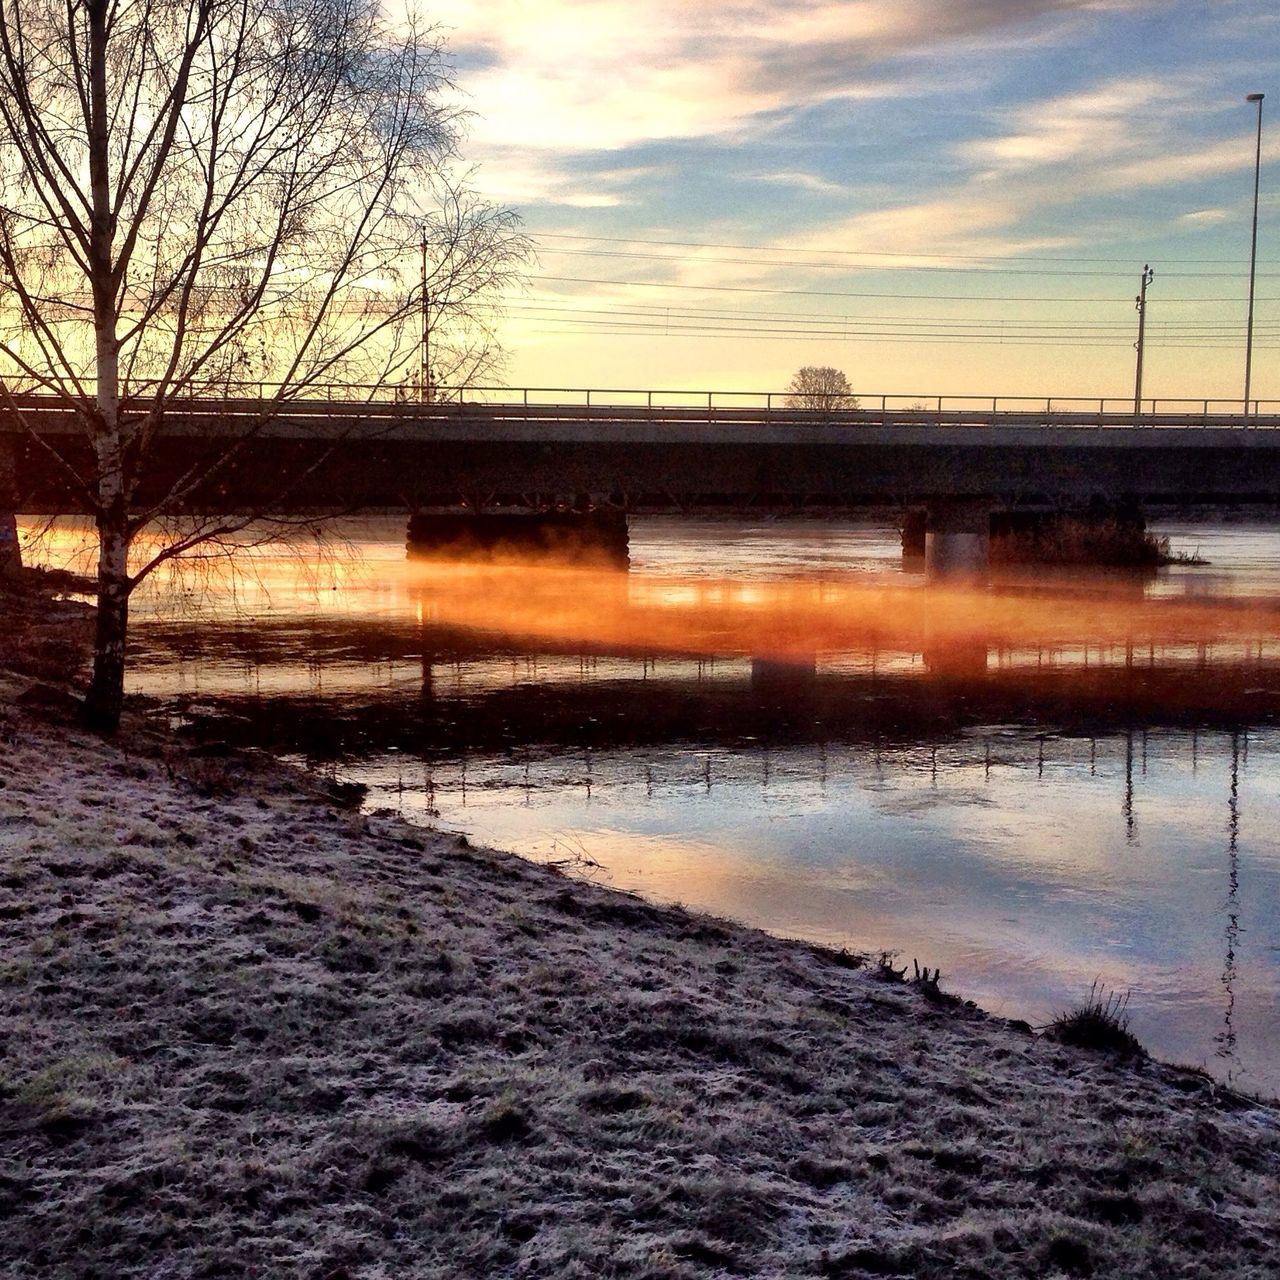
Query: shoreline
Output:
[[2, 671, 1278, 1275]]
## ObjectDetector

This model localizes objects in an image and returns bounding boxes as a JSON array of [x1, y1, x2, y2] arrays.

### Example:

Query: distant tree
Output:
[[0, 0, 529, 730], [784, 366, 858, 411]]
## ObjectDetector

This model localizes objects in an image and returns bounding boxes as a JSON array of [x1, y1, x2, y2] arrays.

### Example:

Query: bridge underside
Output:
[[8, 425, 1280, 516]]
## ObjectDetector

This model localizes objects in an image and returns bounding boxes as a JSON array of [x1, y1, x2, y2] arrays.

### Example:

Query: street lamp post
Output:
[[1244, 93, 1265, 422], [419, 234, 432, 403]]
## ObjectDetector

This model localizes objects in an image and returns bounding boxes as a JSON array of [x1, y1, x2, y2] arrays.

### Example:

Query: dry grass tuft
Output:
[[1048, 982, 1146, 1057]]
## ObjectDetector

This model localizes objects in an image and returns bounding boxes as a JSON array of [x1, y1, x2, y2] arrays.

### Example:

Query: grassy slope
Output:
[[0, 685, 1277, 1279]]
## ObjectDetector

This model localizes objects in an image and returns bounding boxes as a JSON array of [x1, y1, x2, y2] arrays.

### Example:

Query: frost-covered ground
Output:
[[1, 675, 1278, 1279]]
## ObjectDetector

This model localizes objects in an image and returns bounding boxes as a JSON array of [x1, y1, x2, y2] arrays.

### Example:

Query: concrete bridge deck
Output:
[[5, 394, 1280, 515]]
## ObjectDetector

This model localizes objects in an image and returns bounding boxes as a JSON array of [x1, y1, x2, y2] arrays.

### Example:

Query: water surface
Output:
[[25, 514, 1280, 1094]]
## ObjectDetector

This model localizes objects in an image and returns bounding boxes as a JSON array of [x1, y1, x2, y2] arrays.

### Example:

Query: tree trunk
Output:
[[83, 514, 129, 732], [0, 439, 20, 577], [0, 514, 19, 577], [82, 0, 127, 734]]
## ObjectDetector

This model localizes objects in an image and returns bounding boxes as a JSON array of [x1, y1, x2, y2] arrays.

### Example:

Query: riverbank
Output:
[[0, 567, 94, 684], [1, 669, 1278, 1278]]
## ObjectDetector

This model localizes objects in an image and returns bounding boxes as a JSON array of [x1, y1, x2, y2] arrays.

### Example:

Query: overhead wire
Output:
[[512, 320, 1280, 345], [519, 314, 1276, 341], [519, 232, 1277, 357], [509, 298, 1276, 333], [511, 295, 1278, 348], [523, 322, 1280, 350]]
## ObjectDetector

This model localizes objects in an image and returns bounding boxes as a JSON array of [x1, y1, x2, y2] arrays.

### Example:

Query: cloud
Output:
[[783, 74, 1278, 264], [463, 152, 669, 209], [748, 0, 1164, 100], [1178, 208, 1234, 227], [954, 70, 1279, 195], [786, 191, 1080, 266], [960, 79, 1178, 174], [1105, 134, 1280, 192], [787, 134, 1275, 268], [427, 0, 1166, 154], [421, 0, 1270, 335], [744, 169, 852, 195], [419, 0, 1177, 272]]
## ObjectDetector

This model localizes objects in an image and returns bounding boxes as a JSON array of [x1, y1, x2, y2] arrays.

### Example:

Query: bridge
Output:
[[5, 385, 1280, 571]]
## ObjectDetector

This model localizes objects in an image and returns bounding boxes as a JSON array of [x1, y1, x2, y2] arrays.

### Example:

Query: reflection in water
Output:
[[1218, 733, 1241, 1067], [925, 640, 988, 677], [19, 514, 1280, 1095], [1124, 731, 1136, 845], [357, 727, 1279, 1095]]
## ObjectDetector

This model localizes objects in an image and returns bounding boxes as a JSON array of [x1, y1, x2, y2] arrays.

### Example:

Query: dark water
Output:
[[29, 515, 1280, 1095]]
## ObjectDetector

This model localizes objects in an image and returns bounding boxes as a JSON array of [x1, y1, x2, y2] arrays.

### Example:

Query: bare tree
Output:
[[0, 0, 528, 730], [784, 366, 858, 411]]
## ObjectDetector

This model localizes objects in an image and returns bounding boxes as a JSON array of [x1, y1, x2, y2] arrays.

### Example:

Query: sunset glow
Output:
[[425, 1, 1278, 399]]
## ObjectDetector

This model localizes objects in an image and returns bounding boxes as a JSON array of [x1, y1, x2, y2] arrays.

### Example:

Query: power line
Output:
[[514, 314, 1280, 342], [511, 298, 1279, 333], [525, 323, 1280, 350], [516, 312, 1279, 345]]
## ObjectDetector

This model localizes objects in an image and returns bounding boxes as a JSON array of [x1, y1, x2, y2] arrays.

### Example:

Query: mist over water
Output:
[[27, 514, 1280, 1093]]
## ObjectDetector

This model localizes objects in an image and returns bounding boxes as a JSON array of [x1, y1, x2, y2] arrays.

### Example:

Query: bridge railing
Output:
[[3, 378, 1279, 423], [163, 382, 1280, 420]]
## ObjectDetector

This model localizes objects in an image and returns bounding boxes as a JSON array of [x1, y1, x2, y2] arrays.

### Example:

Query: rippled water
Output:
[[26, 514, 1280, 1094]]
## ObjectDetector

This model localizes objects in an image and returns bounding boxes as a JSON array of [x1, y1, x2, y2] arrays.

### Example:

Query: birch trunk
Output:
[[82, 0, 128, 732], [84, 511, 129, 730], [83, 332, 130, 729]]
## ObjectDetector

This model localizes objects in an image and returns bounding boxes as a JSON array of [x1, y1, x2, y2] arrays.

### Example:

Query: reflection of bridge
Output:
[[143, 610, 1280, 757]]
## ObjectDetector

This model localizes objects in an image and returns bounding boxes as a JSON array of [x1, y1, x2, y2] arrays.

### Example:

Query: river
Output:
[[27, 514, 1280, 1096]]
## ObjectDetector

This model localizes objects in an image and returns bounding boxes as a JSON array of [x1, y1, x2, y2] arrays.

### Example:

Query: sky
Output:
[[425, 0, 1278, 402]]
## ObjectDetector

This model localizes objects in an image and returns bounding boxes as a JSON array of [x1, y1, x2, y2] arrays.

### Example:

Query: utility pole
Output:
[[1244, 93, 1265, 424], [420, 234, 431, 403], [1133, 264, 1154, 425]]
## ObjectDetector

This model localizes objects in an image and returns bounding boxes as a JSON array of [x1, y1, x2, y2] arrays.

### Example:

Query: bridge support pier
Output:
[[925, 498, 990, 580], [406, 504, 629, 566]]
